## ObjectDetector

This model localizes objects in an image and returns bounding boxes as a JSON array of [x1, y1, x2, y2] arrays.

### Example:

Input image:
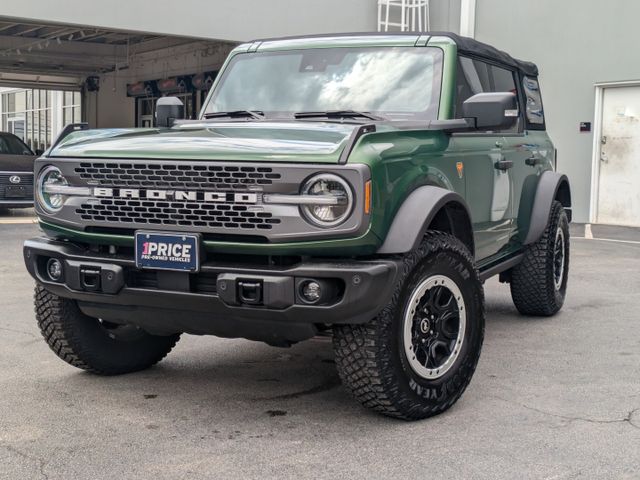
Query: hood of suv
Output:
[[0, 153, 36, 172], [48, 121, 369, 163]]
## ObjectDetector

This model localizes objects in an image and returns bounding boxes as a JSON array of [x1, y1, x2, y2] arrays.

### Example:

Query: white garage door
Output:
[[597, 86, 640, 227]]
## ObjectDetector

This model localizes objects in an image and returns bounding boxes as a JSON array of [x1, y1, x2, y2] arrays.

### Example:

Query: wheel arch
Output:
[[555, 179, 572, 219], [523, 171, 571, 245], [377, 186, 475, 256]]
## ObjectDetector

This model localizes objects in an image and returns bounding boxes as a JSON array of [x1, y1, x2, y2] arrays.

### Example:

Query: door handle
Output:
[[525, 156, 541, 166], [494, 159, 513, 171]]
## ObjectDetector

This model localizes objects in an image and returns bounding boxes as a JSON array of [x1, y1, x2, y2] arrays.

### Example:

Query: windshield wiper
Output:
[[203, 110, 265, 120], [294, 110, 386, 121]]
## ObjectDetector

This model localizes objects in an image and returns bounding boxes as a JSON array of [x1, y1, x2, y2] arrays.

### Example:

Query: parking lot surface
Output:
[[1, 219, 639, 479]]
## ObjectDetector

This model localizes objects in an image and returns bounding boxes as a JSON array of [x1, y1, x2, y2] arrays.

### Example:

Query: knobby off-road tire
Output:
[[35, 284, 180, 375], [333, 232, 485, 420], [510, 201, 570, 316]]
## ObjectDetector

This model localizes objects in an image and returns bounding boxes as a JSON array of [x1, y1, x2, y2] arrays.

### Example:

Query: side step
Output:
[[478, 253, 524, 282]]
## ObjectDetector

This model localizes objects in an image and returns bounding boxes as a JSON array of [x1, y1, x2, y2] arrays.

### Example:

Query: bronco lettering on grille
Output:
[[93, 188, 258, 204]]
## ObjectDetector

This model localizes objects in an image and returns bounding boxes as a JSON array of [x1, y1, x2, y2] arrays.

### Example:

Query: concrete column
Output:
[[460, 0, 476, 37], [51, 90, 64, 138]]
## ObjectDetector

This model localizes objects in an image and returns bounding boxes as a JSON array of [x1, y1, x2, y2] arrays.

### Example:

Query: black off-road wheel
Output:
[[35, 284, 180, 375], [333, 232, 485, 420], [510, 201, 569, 316]]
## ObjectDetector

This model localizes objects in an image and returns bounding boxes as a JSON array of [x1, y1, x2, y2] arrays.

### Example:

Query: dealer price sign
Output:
[[135, 231, 201, 272]]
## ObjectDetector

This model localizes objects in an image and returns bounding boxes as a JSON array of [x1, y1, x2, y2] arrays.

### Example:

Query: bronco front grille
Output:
[[76, 199, 281, 230], [74, 162, 281, 190], [44, 159, 368, 242]]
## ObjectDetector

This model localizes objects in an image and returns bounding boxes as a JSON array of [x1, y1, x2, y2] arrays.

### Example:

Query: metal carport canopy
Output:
[[0, 0, 377, 43], [0, 73, 82, 91]]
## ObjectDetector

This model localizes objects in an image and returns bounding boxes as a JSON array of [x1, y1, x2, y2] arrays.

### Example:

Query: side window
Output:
[[0, 136, 8, 154], [455, 57, 521, 133], [454, 57, 484, 116], [490, 65, 520, 133], [492, 65, 517, 95], [523, 76, 545, 125]]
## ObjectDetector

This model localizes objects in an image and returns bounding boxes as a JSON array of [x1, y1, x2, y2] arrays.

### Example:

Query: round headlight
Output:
[[301, 174, 353, 227], [37, 166, 68, 213]]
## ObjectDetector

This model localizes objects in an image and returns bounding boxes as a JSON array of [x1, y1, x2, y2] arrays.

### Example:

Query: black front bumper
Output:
[[0, 200, 33, 209], [24, 237, 400, 345]]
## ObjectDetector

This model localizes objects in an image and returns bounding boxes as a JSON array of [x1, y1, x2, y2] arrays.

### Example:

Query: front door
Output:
[[140, 115, 153, 128], [450, 57, 519, 261], [449, 135, 513, 261], [597, 85, 640, 227], [137, 97, 157, 128]]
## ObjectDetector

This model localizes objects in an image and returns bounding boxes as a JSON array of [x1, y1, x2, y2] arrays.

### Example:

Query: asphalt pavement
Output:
[[0, 217, 639, 479]]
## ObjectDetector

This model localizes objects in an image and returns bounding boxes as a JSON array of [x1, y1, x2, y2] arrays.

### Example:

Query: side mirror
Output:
[[155, 96, 184, 128], [462, 92, 518, 131], [35, 149, 44, 155]]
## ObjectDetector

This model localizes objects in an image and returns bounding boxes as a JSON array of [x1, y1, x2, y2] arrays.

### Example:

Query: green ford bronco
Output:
[[24, 32, 571, 420]]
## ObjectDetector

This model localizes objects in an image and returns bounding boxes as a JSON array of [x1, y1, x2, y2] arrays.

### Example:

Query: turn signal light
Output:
[[364, 180, 371, 215]]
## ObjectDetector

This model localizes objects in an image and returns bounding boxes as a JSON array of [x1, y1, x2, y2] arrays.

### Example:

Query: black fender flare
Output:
[[523, 171, 571, 245], [377, 185, 474, 255]]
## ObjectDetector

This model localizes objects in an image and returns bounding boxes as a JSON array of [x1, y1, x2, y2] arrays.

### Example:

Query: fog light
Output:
[[300, 280, 322, 303], [46, 258, 63, 282]]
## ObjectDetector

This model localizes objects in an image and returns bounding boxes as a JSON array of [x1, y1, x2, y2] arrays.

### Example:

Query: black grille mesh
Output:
[[0, 173, 34, 201], [74, 162, 281, 190], [76, 199, 281, 230]]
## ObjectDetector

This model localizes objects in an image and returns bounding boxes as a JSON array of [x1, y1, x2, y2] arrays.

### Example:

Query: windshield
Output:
[[0, 134, 33, 155], [203, 46, 443, 121]]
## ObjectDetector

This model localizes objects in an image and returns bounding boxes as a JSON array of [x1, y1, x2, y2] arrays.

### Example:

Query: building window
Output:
[[1, 88, 82, 151], [62, 91, 82, 126]]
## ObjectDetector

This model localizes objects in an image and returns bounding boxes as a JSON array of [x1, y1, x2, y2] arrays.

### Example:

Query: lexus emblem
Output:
[[9, 176, 21, 184]]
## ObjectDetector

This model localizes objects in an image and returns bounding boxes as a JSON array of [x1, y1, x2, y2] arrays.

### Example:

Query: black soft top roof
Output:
[[252, 31, 539, 77], [431, 32, 538, 77]]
